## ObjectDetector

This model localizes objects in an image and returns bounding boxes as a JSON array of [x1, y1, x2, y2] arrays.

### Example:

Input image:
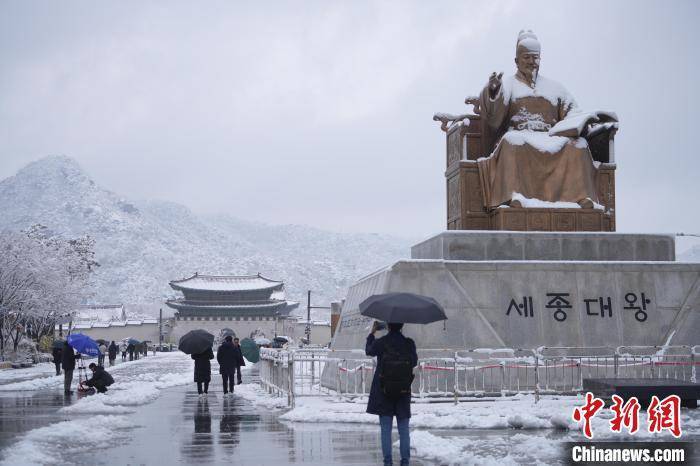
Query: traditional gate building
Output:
[[167, 273, 299, 341]]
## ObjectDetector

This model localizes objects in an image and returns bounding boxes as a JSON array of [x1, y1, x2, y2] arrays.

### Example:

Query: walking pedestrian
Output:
[[98, 343, 107, 367], [217, 336, 237, 395], [120, 342, 127, 361], [61, 341, 81, 395], [81, 363, 114, 393], [192, 346, 214, 396], [108, 341, 118, 366], [52, 344, 63, 376], [143, 342, 148, 357], [365, 322, 418, 466], [127, 343, 135, 361], [233, 337, 246, 384]]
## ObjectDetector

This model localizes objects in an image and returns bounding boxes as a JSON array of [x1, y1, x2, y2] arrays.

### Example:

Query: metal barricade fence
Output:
[[259, 345, 699, 407]]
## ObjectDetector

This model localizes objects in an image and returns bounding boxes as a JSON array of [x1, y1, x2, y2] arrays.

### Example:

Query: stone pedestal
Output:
[[331, 231, 699, 351]]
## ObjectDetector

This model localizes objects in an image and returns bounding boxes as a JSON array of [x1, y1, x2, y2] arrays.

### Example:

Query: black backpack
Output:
[[378, 340, 414, 398], [102, 370, 115, 386]]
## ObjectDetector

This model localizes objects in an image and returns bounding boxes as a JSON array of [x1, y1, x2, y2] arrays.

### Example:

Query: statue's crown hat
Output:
[[516, 29, 540, 54]]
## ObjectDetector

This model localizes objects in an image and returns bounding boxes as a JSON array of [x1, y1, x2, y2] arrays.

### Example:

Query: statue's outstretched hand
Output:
[[488, 72, 503, 97]]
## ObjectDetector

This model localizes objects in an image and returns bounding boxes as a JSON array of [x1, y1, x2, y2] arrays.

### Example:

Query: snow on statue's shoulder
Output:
[[505, 74, 572, 107]]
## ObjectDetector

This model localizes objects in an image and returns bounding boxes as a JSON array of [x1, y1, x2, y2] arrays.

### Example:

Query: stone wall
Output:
[[331, 259, 700, 351]]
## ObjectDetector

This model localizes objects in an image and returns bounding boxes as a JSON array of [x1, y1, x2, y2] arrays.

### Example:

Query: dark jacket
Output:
[[192, 347, 214, 382], [233, 345, 246, 367], [127, 344, 135, 354], [61, 343, 79, 371], [108, 343, 118, 359], [217, 342, 237, 375], [365, 331, 418, 419], [52, 346, 63, 364], [85, 366, 112, 390]]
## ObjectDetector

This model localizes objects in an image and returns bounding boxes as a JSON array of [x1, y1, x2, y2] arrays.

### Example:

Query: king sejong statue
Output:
[[476, 30, 617, 209]]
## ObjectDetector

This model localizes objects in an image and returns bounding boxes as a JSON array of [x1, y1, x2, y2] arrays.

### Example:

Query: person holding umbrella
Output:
[[361, 292, 447, 466], [179, 329, 215, 397], [61, 340, 80, 395]]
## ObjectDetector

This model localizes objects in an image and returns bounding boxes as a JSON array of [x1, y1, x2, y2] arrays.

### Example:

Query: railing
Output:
[[259, 345, 699, 407]]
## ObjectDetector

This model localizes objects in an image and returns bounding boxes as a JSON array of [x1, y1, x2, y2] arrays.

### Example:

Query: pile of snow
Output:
[[505, 192, 605, 210], [235, 383, 290, 410], [503, 130, 571, 153], [0, 415, 133, 466], [0, 363, 57, 385]]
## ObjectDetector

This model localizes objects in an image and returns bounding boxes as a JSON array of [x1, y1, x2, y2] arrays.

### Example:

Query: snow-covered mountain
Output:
[[0, 156, 415, 318]]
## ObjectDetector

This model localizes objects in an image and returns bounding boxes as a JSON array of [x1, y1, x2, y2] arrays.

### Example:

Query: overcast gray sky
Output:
[[1, 1, 698, 239]]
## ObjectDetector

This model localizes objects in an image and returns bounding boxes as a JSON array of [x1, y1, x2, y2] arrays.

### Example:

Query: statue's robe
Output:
[[477, 73, 599, 208]]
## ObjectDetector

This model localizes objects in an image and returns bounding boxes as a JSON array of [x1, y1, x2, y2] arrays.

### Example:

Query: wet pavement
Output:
[[0, 389, 74, 451], [71, 372, 436, 466], [0, 357, 436, 466]]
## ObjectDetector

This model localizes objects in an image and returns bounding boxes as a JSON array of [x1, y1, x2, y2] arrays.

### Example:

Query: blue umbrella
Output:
[[67, 333, 102, 357]]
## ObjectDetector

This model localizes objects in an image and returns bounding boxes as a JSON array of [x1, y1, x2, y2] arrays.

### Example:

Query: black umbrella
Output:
[[178, 329, 215, 355], [359, 292, 447, 324]]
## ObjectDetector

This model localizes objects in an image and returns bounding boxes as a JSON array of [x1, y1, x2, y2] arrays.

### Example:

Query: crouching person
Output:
[[366, 322, 418, 466], [82, 363, 114, 393]]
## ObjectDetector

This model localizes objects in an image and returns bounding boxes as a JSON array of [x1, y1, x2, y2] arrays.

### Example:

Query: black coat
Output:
[[192, 347, 214, 382], [52, 347, 63, 364], [86, 366, 112, 389], [217, 342, 237, 375], [365, 331, 418, 419], [108, 343, 118, 359], [233, 345, 246, 367], [61, 343, 79, 371]]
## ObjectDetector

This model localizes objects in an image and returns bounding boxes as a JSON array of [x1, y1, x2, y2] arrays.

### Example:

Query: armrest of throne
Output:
[[585, 122, 618, 164]]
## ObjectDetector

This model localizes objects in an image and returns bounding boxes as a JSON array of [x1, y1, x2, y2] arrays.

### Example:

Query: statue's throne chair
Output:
[[435, 105, 617, 232]]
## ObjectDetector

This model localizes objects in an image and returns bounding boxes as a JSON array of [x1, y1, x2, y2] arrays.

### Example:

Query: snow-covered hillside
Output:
[[0, 156, 414, 318]]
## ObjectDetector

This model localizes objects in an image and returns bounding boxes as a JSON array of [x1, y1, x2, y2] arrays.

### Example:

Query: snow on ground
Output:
[[0, 415, 133, 466], [0, 353, 189, 392], [252, 390, 700, 466], [0, 362, 57, 385], [0, 352, 193, 466], [235, 383, 289, 409]]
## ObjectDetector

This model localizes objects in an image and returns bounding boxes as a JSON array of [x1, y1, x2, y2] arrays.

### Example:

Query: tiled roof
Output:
[[170, 273, 284, 292]]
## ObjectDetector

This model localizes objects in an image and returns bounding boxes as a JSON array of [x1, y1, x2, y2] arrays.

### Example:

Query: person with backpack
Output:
[[81, 362, 114, 393], [216, 336, 236, 395], [366, 321, 417, 466]]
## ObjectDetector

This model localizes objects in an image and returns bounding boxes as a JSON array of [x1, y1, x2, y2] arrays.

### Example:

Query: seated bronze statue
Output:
[[437, 30, 618, 214]]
